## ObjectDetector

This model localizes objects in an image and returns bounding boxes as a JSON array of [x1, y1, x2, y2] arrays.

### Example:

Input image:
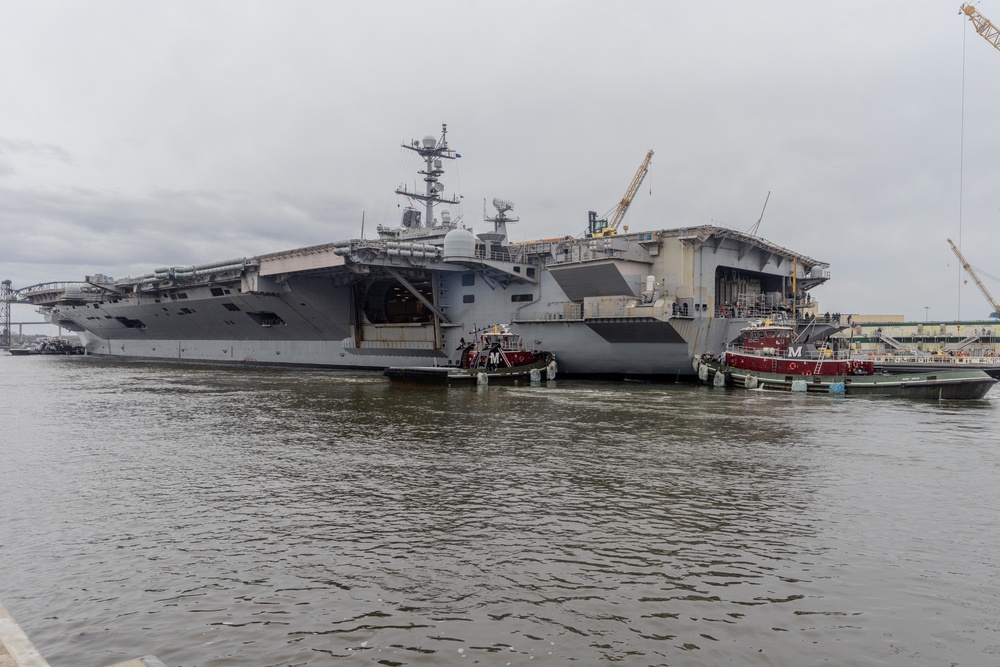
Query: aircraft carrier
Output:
[[11, 125, 835, 379]]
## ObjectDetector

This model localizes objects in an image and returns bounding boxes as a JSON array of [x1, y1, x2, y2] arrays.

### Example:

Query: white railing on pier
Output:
[[864, 353, 1000, 366]]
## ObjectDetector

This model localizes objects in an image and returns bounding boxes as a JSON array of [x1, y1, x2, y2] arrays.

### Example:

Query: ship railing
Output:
[[15, 282, 69, 295], [476, 247, 517, 262], [11, 282, 90, 305], [717, 304, 791, 320], [727, 344, 853, 361], [717, 305, 828, 325]]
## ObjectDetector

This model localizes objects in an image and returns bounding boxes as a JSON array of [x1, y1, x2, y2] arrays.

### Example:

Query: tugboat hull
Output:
[[698, 359, 997, 400]]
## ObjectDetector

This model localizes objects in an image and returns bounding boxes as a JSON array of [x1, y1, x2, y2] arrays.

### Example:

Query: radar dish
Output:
[[492, 198, 514, 213]]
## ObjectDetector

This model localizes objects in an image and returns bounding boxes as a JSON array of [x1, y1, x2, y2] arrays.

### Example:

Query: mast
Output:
[[395, 123, 461, 228], [484, 197, 518, 241]]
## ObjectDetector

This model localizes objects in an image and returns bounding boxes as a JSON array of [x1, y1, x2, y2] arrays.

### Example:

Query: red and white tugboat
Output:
[[695, 320, 996, 399], [385, 323, 556, 384]]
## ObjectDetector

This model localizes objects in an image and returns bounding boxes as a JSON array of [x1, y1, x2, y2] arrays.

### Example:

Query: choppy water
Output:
[[2, 354, 1000, 667]]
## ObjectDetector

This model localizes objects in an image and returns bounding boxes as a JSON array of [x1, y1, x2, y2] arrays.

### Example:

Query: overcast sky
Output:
[[3, 1, 999, 327]]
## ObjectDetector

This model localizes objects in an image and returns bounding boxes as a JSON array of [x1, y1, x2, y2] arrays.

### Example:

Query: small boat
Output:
[[695, 320, 997, 399], [385, 323, 557, 384], [7, 338, 85, 356]]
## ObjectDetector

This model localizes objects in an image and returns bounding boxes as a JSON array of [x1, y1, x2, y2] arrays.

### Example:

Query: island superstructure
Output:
[[12, 125, 834, 378]]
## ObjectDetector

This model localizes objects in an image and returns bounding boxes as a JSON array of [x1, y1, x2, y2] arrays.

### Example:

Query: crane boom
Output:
[[588, 150, 653, 238], [961, 3, 1000, 53], [948, 238, 1000, 318], [608, 150, 654, 232]]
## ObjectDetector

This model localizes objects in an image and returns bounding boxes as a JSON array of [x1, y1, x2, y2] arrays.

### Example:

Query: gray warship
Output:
[[11, 125, 835, 379]]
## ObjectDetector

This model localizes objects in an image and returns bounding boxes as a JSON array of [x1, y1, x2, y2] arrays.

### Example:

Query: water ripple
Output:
[[2, 358, 1000, 665]]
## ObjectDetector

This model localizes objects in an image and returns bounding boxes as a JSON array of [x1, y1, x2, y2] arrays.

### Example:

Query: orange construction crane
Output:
[[948, 238, 1000, 319], [961, 3, 1000, 53], [588, 150, 653, 238]]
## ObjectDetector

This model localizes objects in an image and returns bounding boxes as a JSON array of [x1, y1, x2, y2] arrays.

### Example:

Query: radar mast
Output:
[[484, 197, 518, 242], [396, 123, 461, 229]]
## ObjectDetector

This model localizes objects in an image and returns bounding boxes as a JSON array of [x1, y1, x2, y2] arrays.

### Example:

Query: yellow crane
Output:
[[948, 238, 1000, 318], [961, 3, 1000, 53], [588, 150, 654, 238]]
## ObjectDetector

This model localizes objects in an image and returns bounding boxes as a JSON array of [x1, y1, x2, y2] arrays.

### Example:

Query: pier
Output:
[[0, 601, 164, 667]]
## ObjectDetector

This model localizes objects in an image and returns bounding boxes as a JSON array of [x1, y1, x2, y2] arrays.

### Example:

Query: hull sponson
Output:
[[80, 334, 445, 369], [57, 282, 353, 342], [548, 261, 644, 301], [585, 320, 687, 344]]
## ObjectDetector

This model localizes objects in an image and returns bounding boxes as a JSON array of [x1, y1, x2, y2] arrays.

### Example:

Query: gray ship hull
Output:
[[16, 128, 833, 380], [40, 232, 823, 380], [72, 317, 737, 379]]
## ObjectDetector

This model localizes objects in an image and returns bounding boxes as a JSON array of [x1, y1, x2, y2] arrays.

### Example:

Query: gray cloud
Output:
[[0, 137, 74, 177], [1, 1, 999, 322]]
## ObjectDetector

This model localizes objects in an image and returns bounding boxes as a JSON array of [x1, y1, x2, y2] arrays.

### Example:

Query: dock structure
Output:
[[834, 318, 1000, 357], [0, 601, 46, 667], [0, 601, 165, 667]]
